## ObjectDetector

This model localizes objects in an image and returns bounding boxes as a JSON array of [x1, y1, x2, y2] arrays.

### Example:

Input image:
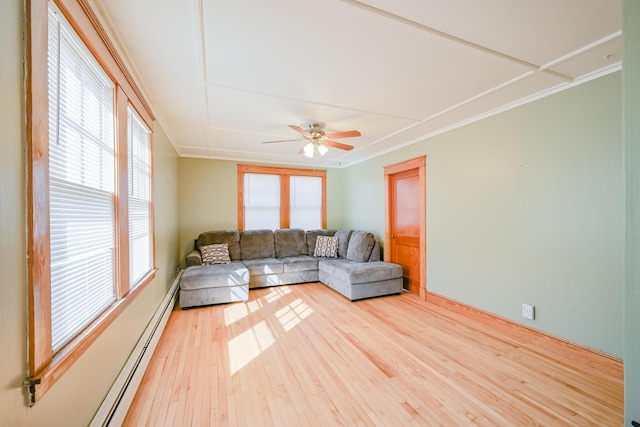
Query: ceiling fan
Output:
[[262, 122, 361, 158]]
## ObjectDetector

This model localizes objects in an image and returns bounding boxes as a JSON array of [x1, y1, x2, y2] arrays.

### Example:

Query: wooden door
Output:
[[385, 157, 426, 298]]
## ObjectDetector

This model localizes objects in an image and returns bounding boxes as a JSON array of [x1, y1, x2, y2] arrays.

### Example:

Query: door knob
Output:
[[391, 234, 396, 238]]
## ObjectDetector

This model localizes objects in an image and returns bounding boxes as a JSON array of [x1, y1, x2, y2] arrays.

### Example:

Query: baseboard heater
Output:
[[90, 271, 182, 426]]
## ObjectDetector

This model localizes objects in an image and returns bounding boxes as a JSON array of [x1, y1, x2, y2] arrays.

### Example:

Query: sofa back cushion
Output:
[[334, 229, 352, 258], [368, 241, 381, 262], [305, 229, 336, 256], [240, 229, 275, 260], [345, 230, 376, 262], [197, 230, 241, 260], [274, 228, 307, 258]]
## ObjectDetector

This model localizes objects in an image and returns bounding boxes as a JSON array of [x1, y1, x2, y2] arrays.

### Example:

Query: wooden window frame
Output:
[[25, 0, 156, 404], [237, 165, 327, 230]]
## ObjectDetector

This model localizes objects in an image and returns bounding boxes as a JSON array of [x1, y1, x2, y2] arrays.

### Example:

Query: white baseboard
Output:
[[90, 271, 182, 426]]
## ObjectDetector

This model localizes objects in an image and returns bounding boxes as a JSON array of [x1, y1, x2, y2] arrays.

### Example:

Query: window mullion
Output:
[[238, 170, 245, 230], [281, 174, 290, 229], [115, 85, 130, 297]]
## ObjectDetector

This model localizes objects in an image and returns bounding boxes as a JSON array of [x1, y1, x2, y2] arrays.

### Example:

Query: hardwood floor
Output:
[[124, 283, 623, 426]]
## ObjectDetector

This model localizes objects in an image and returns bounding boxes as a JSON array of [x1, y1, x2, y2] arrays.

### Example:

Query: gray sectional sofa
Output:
[[179, 228, 403, 308]]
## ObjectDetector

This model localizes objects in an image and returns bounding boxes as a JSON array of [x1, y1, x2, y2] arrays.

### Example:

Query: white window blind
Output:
[[290, 176, 322, 230], [127, 106, 152, 288], [244, 173, 280, 230], [48, 5, 116, 352]]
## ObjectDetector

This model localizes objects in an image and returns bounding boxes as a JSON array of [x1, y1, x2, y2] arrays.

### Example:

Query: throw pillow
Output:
[[314, 236, 339, 258], [200, 243, 231, 265]]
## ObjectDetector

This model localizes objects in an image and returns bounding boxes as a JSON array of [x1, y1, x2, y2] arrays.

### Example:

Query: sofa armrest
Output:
[[186, 250, 203, 267]]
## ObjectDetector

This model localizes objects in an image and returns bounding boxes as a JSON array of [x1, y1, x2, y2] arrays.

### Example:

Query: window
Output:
[[48, 6, 117, 351], [127, 106, 152, 288], [243, 173, 281, 230], [238, 165, 326, 230], [289, 175, 323, 230], [26, 0, 156, 403]]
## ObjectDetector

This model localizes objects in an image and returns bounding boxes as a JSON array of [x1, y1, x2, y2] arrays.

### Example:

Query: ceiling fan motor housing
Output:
[[306, 122, 325, 139]]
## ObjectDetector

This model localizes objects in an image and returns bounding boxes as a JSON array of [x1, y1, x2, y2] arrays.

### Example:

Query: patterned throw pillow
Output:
[[314, 236, 339, 258], [200, 243, 231, 265]]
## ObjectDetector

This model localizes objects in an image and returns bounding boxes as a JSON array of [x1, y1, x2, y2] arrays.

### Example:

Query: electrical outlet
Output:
[[522, 303, 535, 320]]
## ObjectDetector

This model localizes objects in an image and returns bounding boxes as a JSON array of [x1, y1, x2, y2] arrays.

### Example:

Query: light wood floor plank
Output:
[[124, 283, 623, 426]]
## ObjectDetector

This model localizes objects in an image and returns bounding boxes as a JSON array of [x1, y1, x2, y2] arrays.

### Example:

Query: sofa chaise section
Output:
[[318, 259, 403, 301], [316, 230, 403, 301], [180, 262, 249, 308]]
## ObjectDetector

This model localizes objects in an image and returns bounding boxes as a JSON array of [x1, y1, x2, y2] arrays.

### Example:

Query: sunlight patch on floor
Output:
[[264, 286, 292, 304], [223, 299, 266, 326], [228, 320, 275, 375], [275, 298, 313, 331], [247, 299, 263, 313], [224, 303, 249, 326]]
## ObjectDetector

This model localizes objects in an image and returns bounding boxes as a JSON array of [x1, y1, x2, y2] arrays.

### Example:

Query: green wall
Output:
[[624, 0, 640, 422], [177, 158, 345, 261], [0, 0, 27, 424], [342, 73, 624, 357], [0, 1, 181, 424]]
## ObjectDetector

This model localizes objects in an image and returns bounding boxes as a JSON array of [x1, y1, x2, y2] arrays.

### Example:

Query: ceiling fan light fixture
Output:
[[303, 141, 329, 158], [303, 142, 315, 158]]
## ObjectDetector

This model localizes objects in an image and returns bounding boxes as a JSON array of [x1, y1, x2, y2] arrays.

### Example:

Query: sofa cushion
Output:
[[314, 235, 339, 257], [335, 229, 352, 258], [240, 229, 275, 260], [242, 258, 284, 275], [281, 256, 319, 273], [305, 229, 336, 256], [346, 230, 376, 262], [180, 262, 249, 290], [318, 259, 402, 285], [274, 228, 307, 258], [197, 230, 241, 261]]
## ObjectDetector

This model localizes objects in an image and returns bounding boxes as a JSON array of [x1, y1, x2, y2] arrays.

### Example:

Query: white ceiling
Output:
[[92, 0, 621, 168]]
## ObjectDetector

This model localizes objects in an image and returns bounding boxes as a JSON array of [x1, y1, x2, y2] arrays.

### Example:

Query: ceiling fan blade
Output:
[[289, 125, 311, 137], [324, 140, 354, 151], [324, 130, 361, 139], [262, 138, 307, 144]]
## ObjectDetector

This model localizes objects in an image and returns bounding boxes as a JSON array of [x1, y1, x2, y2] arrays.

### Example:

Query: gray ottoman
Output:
[[318, 259, 403, 301], [180, 262, 249, 308]]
